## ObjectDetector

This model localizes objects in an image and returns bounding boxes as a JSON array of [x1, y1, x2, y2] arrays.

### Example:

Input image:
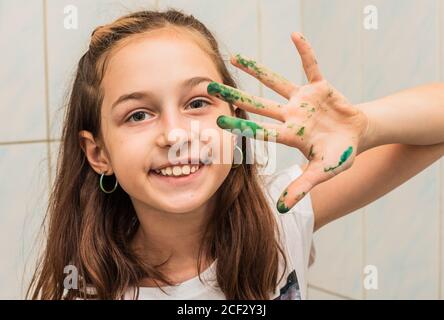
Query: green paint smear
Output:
[[277, 189, 290, 214], [296, 126, 305, 136], [235, 53, 290, 84], [207, 82, 264, 109], [216, 115, 276, 140], [308, 144, 314, 159], [324, 146, 353, 172], [277, 201, 290, 214], [297, 191, 306, 200], [235, 54, 265, 77]]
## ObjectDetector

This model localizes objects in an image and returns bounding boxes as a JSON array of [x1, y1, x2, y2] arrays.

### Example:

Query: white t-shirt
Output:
[[124, 163, 316, 300]]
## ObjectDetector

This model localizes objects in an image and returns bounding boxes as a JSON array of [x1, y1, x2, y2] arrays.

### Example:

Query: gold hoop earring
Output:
[[99, 172, 118, 194], [232, 145, 243, 169]]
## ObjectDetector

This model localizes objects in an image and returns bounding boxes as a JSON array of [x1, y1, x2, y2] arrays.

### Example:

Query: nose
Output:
[[155, 106, 195, 149]]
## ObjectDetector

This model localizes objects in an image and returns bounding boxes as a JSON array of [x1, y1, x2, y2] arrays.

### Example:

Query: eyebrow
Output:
[[111, 76, 214, 110]]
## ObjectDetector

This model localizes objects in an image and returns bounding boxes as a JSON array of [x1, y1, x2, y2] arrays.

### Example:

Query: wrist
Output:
[[355, 102, 382, 155]]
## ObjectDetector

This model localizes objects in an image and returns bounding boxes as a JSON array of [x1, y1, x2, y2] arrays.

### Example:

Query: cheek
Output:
[[198, 118, 236, 166], [106, 132, 156, 177]]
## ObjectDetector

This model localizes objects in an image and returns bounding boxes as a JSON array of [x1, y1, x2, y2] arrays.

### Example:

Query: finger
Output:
[[277, 145, 356, 214], [216, 115, 285, 143], [276, 162, 321, 214], [290, 32, 323, 83], [230, 53, 298, 99], [208, 81, 286, 122]]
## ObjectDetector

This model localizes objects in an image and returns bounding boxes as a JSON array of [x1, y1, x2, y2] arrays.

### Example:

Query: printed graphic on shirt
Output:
[[274, 269, 301, 300]]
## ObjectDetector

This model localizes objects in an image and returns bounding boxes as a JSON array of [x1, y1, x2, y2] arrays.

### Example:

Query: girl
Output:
[[27, 9, 444, 300]]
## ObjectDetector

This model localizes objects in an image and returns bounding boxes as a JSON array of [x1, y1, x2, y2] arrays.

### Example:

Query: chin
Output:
[[157, 196, 209, 214]]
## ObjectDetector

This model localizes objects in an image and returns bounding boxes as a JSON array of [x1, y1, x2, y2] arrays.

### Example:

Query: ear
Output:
[[78, 130, 113, 175]]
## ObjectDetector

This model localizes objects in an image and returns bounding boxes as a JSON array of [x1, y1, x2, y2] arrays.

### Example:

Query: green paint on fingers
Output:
[[235, 54, 265, 78], [297, 191, 306, 201], [235, 53, 291, 84], [216, 115, 277, 140], [296, 126, 305, 136], [277, 188, 290, 214], [207, 82, 264, 109], [308, 144, 315, 159]]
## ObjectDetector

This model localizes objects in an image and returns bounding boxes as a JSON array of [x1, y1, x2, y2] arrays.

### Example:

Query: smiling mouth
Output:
[[149, 163, 205, 178]]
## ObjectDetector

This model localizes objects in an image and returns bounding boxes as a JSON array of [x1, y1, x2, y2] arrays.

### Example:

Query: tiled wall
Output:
[[0, 0, 442, 299]]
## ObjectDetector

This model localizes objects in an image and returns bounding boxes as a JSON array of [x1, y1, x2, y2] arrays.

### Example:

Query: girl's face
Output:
[[97, 29, 236, 213]]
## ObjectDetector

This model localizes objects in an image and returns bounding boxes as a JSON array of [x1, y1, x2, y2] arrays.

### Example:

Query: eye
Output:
[[187, 99, 211, 110], [127, 111, 153, 122]]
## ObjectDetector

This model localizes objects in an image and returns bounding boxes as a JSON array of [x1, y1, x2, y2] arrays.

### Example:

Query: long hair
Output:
[[27, 8, 287, 300]]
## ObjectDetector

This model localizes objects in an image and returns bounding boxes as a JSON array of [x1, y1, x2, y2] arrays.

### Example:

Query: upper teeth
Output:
[[155, 164, 200, 177]]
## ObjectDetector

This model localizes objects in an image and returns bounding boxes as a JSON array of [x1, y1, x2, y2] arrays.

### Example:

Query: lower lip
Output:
[[149, 165, 207, 186]]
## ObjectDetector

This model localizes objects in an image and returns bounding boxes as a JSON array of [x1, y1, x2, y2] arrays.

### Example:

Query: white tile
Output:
[[0, 143, 49, 299], [259, 0, 305, 171], [362, 0, 438, 99], [0, 0, 46, 142], [308, 211, 364, 299], [301, 0, 362, 104], [440, 0, 444, 299], [440, 158, 444, 299], [307, 286, 348, 300], [362, 0, 441, 299], [46, 0, 157, 140], [365, 164, 440, 299], [441, 0, 444, 81], [302, 0, 364, 299], [259, 0, 302, 101]]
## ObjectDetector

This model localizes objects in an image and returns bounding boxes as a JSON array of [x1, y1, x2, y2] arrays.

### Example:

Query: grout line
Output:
[[0, 139, 61, 146], [437, 0, 443, 300], [439, 152, 443, 299], [256, 0, 263, 99], [438, 0, 443, 83], [307, 284, 355, 300], [359, 0, 368, 301], [42, 0, 52, 192], [362, 210, 368, 300], [300, 0, 305, 85]]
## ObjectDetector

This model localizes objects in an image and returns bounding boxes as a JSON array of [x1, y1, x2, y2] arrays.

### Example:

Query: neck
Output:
[[130, 195, 216, 269]]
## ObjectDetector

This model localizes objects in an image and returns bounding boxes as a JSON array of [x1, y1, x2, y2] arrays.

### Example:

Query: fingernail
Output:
[[216, 115, 228, 128], [207, 81, 222, 95], [219, 116, 264, 138], [277, 200, 290, 214], [207, 82, 239, 104]]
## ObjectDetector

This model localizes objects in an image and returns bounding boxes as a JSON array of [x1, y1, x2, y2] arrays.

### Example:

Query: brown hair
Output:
[[27, 8, 287, 300]]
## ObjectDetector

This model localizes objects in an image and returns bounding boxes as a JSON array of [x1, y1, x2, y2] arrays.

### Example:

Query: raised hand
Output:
[[207, 32, 369, 213]]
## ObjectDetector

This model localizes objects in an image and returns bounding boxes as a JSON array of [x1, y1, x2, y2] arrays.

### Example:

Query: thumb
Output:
[[276, 163, 321, 214]]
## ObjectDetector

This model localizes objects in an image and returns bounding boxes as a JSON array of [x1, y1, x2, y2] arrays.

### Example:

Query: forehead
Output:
[[101, 29, 221, 93]]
